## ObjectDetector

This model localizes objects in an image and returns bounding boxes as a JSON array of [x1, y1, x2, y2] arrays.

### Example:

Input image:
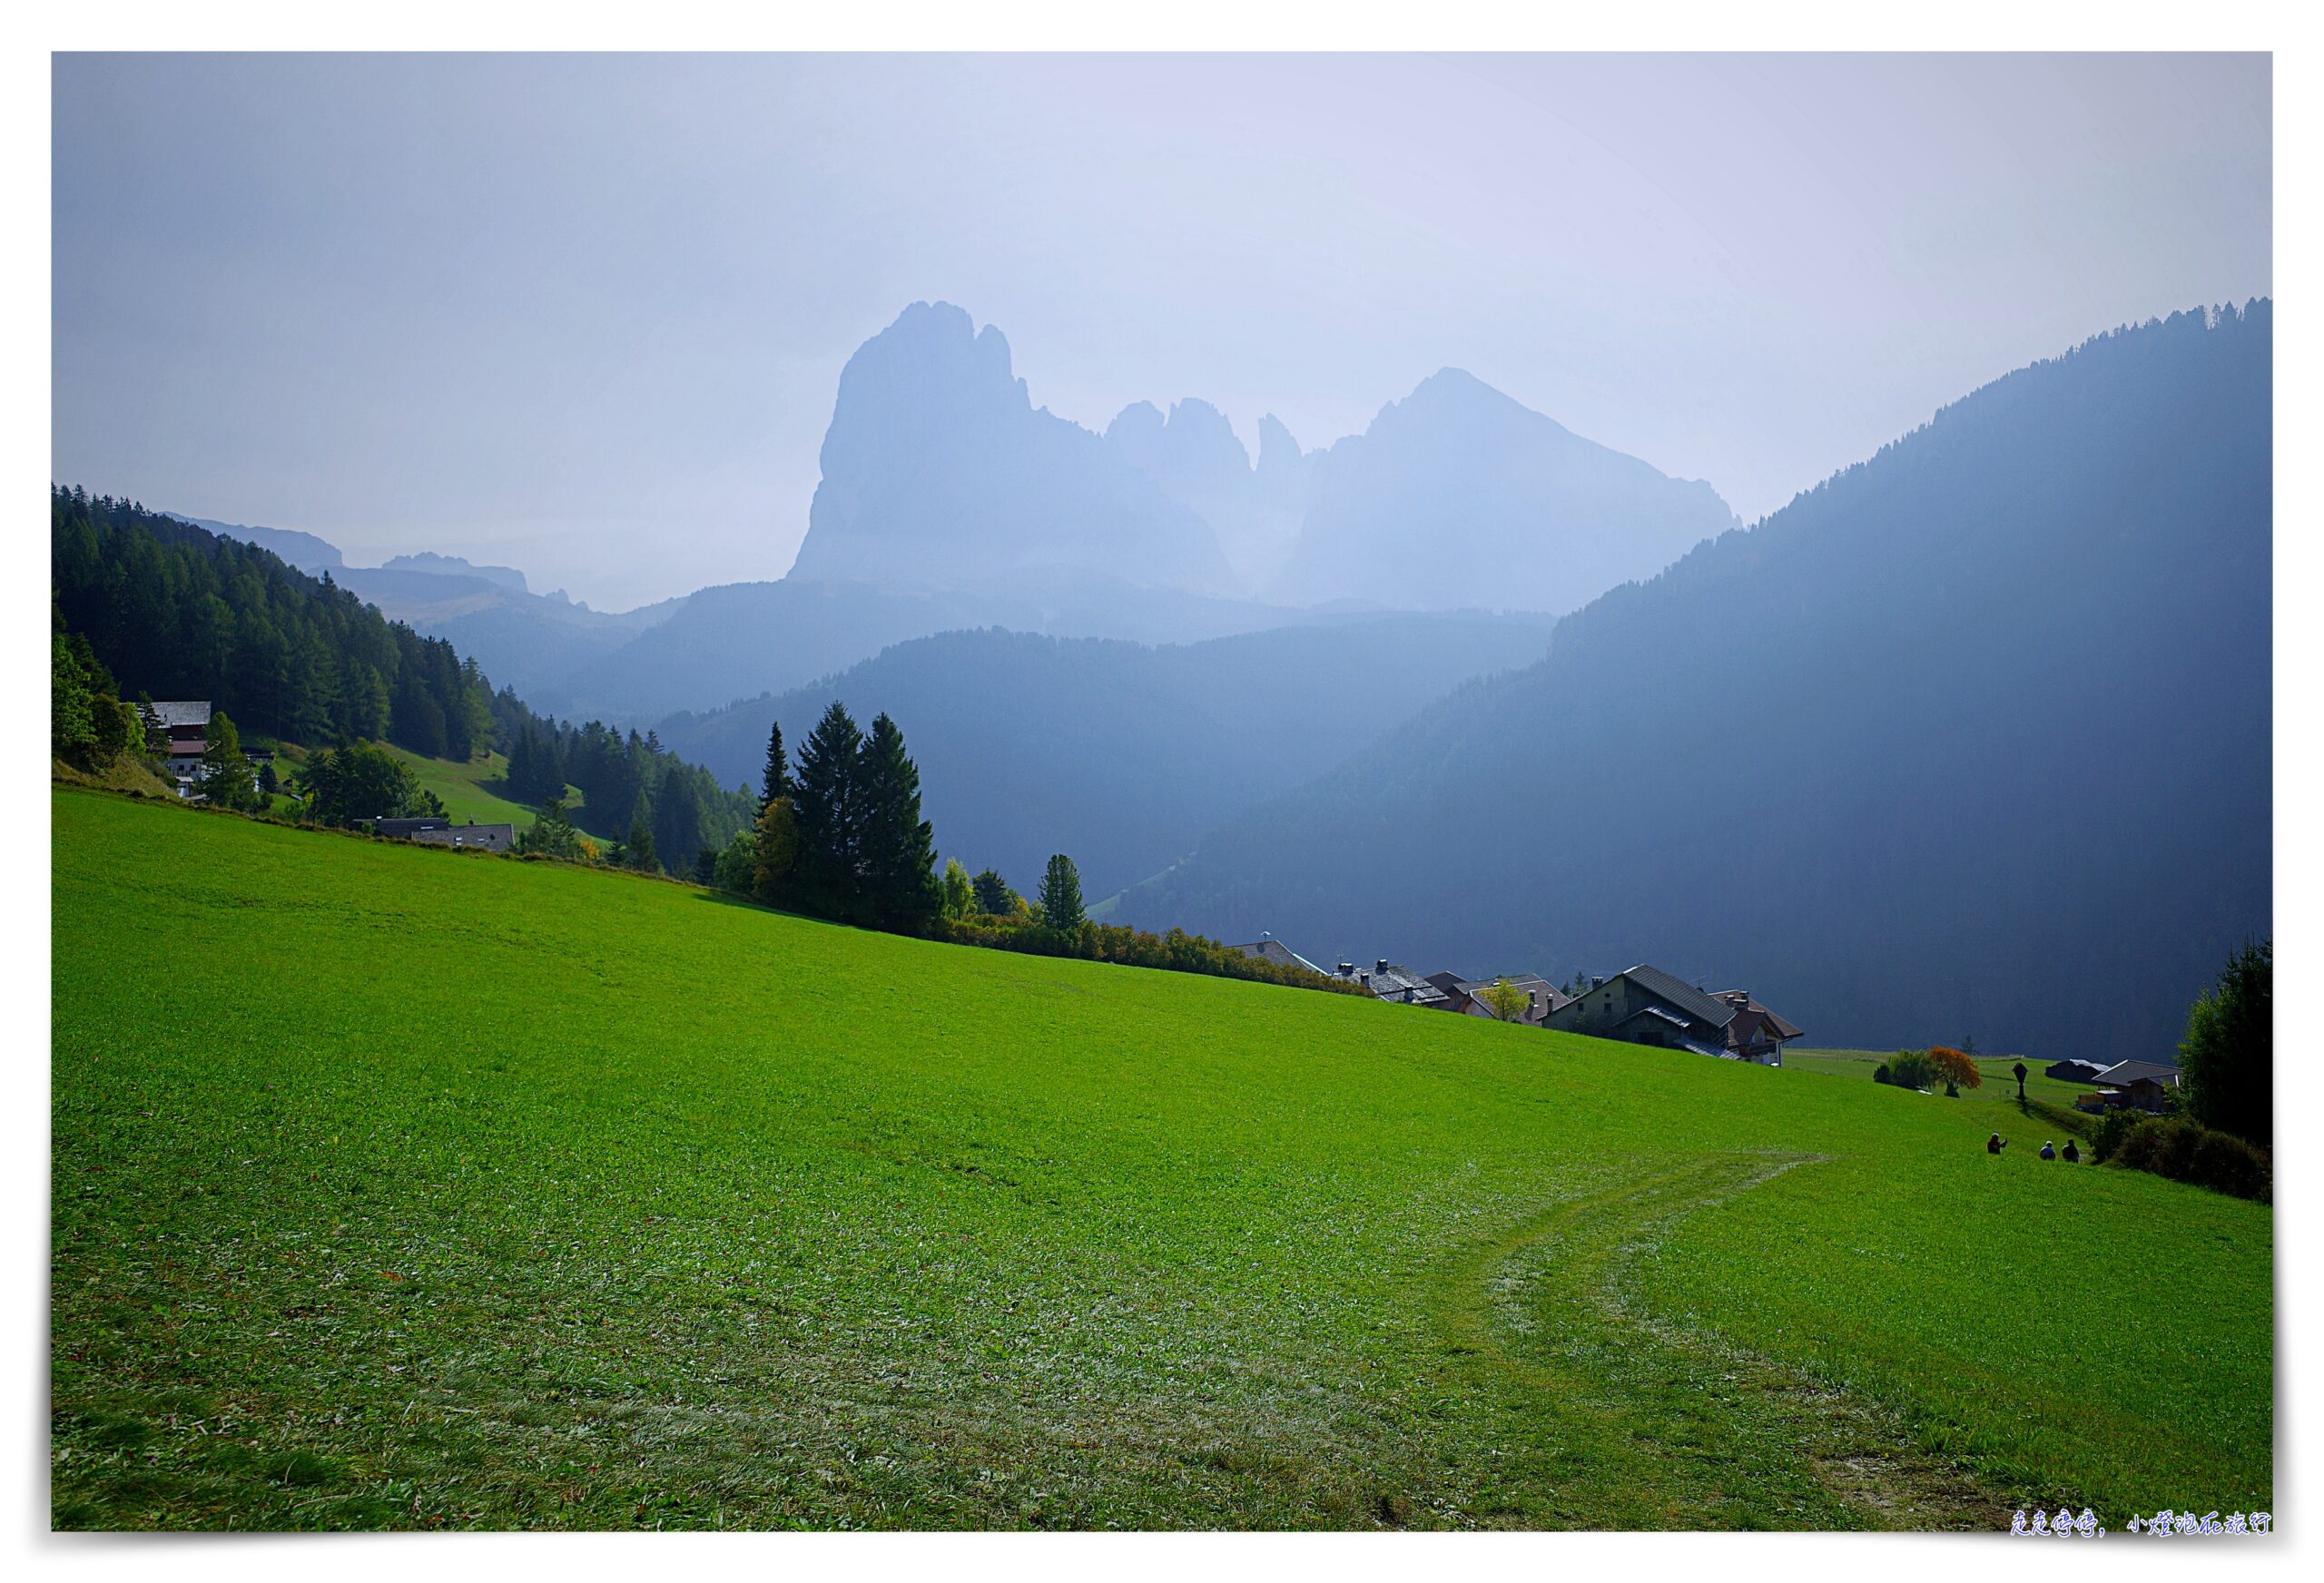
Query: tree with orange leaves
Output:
[[1928, 1046, 1983, 1090]]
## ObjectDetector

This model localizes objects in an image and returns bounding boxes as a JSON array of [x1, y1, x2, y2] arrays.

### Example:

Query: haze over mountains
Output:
[[1116, 303, 2273, 1060], [656, 614, 1558, 898], [152, 299, 2272, 1058], [1272, 369, 1737, 609], [180, 300, 1718, 723], [163, 512, 687, 704], [789, 302, 1242, 597]]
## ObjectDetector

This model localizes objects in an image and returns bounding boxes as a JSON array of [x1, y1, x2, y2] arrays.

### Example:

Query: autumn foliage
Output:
[[1927, 1046, 1983, 1090]]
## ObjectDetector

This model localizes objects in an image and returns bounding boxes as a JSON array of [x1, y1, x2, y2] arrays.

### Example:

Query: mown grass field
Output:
[[50, 788, 2272, 1530]]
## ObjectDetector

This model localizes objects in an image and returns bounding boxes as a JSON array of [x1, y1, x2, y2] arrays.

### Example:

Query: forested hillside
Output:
[[1118, 304, 2273, 1060], [655, 613, 1555, 898], [51, 489, 753, 870]]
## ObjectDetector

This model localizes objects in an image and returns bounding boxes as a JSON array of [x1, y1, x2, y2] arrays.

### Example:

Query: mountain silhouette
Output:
[[1269, 367, 1738, 612], [1116, 303, 2272, 1061], [786, 301, 1239, 596]]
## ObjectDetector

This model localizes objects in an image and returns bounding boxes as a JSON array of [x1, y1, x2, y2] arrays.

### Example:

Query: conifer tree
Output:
[[761, 720, 791, 811], [517, 793, 584, 860], [1037, 853, 1086, 932], [2180, 939, 2271, 1145], [971, 869, 1015, 917], [791, 702, 865, 919], [856, 712, 940, 932], [625, 792, 659, 872]]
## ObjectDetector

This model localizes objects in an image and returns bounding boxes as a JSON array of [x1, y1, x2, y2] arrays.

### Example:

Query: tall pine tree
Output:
[[761, 720, 791, 811], [856, 712, 940, 933], [791, 702, 865, 919], [1038, 853, 1086, 931]]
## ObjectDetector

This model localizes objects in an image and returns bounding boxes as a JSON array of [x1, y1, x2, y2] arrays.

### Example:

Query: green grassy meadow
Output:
[[50, 788, 2272, 1529], [1784, 1049, 2106, 1140], [369, 743, 572, 828]]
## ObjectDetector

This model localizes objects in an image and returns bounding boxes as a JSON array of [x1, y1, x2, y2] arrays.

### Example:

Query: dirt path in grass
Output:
[[1435, 1153, 2006, 1529]]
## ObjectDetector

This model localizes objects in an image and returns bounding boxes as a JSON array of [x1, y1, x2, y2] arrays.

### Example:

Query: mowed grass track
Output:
[[50, 789, 2271, 1529]]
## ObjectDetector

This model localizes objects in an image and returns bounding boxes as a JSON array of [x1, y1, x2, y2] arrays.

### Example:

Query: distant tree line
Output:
[[50, 486, 753, 872], [495, 703, 753, 878]]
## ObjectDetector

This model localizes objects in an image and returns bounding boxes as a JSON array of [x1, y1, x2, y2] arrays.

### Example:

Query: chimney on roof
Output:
[[1376, 958, 1389, 975], [1590, 976, 1606, 990], [1337, 960, 1354, 976]]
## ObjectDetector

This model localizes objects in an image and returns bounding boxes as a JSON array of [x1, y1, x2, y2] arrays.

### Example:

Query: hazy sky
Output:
[[54, 53, 2270, 610]]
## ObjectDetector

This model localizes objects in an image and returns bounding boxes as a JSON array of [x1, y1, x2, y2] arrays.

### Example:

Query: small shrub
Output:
[[1872, 1063, 1890, 1085], [2191, 1129, 2273, 1202], [2101, 1114, 2270, 1202], [1886, 1050, 1938, 1090]]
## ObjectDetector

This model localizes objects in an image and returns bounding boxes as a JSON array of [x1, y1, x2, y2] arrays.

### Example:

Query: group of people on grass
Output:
[[1988, 1131, 2079, 1162]]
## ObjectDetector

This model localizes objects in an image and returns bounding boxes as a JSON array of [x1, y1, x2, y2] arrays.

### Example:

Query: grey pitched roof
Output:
[[2093, 1060, 2181, 1087], [1231, 939, 1325, 976], [1353, 963, 1446, 1005], [149, 701, 211, 728], [1615, 964, 1738, 1029]]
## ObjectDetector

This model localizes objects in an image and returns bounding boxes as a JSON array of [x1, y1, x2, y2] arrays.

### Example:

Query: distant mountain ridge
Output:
[[1103, 398, 1311, 590], [160, 514, 688, 704], [165, 514, 343, 576], [786, 300, 1738, 620], [655, 613, 1557, 899], [1114, 302, 2273, 1061], [381, 551, 529, 595], [1269, 368, 1738, 612], [162, 304, 1745, 722]]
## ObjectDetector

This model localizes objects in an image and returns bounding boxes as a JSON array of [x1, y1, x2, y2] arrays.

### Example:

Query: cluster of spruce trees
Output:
[[50, 486, 753, 875], [719, 703, 1361, 995], [748, 703, 941, 932]]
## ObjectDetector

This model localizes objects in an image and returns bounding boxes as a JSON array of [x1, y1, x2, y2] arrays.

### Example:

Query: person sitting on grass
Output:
[[1987, 1132, 2005, 1155], [2040, 1140, 2057, 1160], [2062, 1139, 2081, 1164]]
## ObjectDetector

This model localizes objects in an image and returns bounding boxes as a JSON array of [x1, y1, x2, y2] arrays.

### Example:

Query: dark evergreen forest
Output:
[[51, 487, 753, 870]]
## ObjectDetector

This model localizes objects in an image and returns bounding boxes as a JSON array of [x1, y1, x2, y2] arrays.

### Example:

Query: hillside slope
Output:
[[1118, 305, 2272, 1060], [655, 614, 1556, 898], [52, 790, 2269, 1529]]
